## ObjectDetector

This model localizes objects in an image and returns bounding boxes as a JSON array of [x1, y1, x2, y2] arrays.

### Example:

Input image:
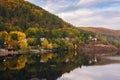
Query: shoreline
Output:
[[0, 44, 119, 57], [76, 44, 118, 56]]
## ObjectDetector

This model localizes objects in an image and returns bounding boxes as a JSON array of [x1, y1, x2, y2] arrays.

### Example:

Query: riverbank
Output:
[[0, 49, 57, 56], [0, 44, 118, 57], [77, 44, 118, 56], [0, 49, 18, 56]]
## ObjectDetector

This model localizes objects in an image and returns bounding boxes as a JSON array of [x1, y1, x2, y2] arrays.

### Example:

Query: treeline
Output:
[[0, 27, 96, 51]]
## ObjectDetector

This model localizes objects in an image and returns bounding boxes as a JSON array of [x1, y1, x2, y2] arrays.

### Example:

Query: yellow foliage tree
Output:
[[48, 43, 53, 49], [41, 39, 49, 49], [19, 40, 28, 51], [9, 31, 26, 40], [41, 39, 53, 49], [17, 32, 26, 41], [9, 31, 27, 50]]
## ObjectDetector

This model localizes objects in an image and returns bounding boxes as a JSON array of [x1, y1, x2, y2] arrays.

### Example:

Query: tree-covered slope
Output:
[[0, 0, 117, 51], [79, 27, 120, 47], [79, 27, 120, 39], [0, 0, 70, 32], [1, 0, 92, 50]]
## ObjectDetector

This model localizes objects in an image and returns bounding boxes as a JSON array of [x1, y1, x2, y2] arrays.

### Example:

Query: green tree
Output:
[[26, 27, 38, 37], [27, 37, 36, 46]]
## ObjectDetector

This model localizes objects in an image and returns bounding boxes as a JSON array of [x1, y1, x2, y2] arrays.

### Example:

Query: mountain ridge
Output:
[[79, 27, 120, 39]]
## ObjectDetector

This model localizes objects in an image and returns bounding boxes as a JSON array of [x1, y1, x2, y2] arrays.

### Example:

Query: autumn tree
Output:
[[19, 39, 28, 51], [9, 31, 27, 50], [41, 39, 53, 49]]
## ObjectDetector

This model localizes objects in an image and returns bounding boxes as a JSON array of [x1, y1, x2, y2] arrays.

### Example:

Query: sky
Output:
[[26, 0, 120, 30]]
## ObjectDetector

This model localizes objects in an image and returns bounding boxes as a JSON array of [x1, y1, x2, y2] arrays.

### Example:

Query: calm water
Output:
[[57, 63, 120, 80], [0, 52, 120, 80]]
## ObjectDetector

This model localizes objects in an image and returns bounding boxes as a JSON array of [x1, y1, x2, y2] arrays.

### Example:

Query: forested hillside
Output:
[[0, 0, 118, 51], [0, 0, 97, 51], [79, 27, 120, 47], [0, 0, 70, 32]]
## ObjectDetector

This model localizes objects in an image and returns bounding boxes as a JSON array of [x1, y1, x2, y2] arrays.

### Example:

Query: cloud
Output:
[[57, 1, 120, 29], [77, 0, 120, 8], [26, 0, 120, 30], [58, 6, 120, 29]]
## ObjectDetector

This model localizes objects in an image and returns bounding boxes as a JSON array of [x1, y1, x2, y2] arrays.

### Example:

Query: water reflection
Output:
[[0, 52, 92, 80], [57, 64, 120, 80]]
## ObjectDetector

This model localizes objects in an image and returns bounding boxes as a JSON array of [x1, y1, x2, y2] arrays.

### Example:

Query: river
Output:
[[57, 56, 120, 80], [0, 52, 120, 80]]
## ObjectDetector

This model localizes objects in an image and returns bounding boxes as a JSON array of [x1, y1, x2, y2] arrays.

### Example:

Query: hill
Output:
[[79, 27, 120, 38], [0, 0, 95, 50], [0, 0, 118, 51], [79, 27, 120, 39], [0, 0, 71, 32], [79, 27, 120, 47]]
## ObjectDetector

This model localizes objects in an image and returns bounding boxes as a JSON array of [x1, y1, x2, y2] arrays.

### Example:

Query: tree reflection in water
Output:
[[0, 52, 92, 80]]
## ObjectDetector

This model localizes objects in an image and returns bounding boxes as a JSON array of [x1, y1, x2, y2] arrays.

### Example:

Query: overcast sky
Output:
[[26, 0, 120, 30]]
